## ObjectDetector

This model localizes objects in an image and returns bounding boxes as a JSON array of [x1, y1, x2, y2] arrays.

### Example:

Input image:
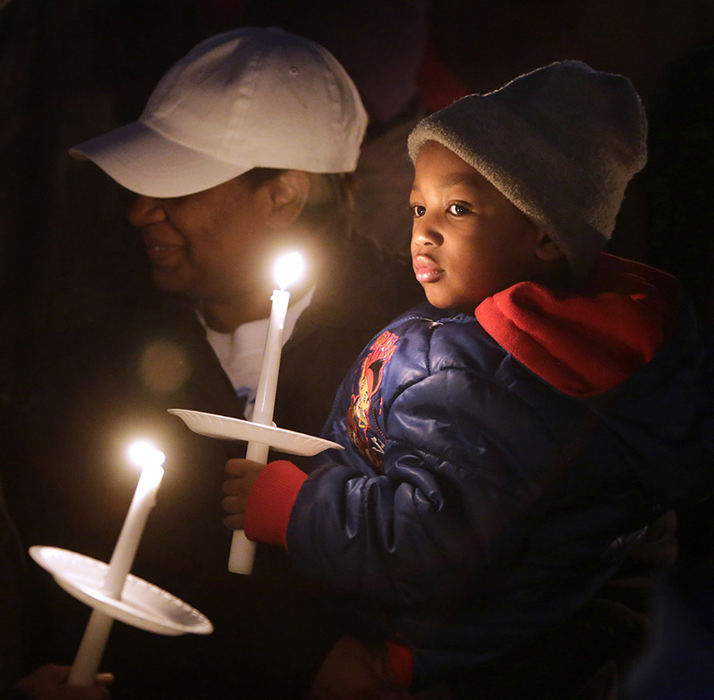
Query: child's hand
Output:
[[221, 458, 266, 529], [15, 664, 114, 699]]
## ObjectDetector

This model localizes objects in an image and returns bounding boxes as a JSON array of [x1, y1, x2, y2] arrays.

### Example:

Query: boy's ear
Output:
[[534, 229, 565, 262], [264, 170, 310, 228]]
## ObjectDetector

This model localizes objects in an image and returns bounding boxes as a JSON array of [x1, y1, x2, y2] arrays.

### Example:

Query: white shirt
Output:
[[199, 287, 314, 419]]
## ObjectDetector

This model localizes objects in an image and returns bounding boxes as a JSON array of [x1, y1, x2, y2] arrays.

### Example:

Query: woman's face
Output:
[[128, 175, 290, 303]]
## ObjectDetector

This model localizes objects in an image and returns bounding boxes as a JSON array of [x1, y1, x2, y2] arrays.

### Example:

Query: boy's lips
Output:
[[413, 254, 443, 283]]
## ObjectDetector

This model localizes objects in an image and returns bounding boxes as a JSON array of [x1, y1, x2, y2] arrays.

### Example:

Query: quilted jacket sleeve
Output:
[[281, 351, 560, 607]]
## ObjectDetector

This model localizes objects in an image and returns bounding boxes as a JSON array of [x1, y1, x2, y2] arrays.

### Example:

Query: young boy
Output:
[[222, 61, 714, 696]]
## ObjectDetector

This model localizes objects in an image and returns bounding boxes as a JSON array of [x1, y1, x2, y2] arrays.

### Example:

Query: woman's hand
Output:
[[15, 664, 114, 700]]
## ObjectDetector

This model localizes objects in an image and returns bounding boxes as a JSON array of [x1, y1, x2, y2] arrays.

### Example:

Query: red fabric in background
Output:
[[417, 38, 469, 112]]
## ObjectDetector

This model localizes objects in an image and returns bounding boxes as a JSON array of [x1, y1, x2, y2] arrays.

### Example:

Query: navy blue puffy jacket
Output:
[[285, 299, 714, 687]]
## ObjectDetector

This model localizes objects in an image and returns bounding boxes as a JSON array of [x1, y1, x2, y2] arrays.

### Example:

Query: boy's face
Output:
[[410, 141, 540, 311]]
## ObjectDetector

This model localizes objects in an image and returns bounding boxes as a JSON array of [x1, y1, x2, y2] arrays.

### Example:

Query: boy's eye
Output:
[[447, 203, 469, 216], [411, 204, 426, 218]]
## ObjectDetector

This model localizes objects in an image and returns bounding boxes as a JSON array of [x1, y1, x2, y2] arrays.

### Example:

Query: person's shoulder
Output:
[[388, 301, 487, 340], [29, 291, 203, 397], [68, 291, 201, 353], [374, 302, 504, 374]]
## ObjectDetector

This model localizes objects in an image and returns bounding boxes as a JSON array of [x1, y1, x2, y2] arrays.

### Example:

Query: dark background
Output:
[[1, 0, 713, 406]]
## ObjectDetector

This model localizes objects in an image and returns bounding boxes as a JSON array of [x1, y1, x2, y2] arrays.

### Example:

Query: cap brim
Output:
[[69, 121, 251, 198]]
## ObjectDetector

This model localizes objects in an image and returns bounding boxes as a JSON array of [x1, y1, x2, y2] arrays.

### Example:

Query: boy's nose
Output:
[[412, 219, 443, 247], [128, 194, 167, 227]]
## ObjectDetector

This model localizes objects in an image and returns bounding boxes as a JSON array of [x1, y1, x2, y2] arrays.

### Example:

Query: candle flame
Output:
[[273, 251, 305, 290], [128, 441, 166, 470]]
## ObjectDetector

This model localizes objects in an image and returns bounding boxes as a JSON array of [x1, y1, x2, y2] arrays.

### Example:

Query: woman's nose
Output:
[[128, 194, 166, 227]]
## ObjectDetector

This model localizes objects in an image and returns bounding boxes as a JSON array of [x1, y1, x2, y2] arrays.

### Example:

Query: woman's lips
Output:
[[413, 255, 443, 283], [144, 242, 184, 266]]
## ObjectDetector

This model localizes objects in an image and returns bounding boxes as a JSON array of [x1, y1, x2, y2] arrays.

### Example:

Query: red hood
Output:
[[475, 253, 683, 397]]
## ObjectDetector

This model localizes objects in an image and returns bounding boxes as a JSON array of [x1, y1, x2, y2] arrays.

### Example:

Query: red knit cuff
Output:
[[386, 642, 413, 688], [244, 460, 307, 548]]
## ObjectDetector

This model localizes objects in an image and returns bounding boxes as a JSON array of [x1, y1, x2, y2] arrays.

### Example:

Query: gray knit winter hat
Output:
[[408, 60, 647, 278]]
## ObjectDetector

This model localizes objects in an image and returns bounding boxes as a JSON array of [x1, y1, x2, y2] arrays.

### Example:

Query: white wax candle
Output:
[[67, 610, 113, 686], [68, 443, 165, 686], [252, 288, 290, 425], [228, 289, 289, 575], [228, 252, 304, 575], [103, 457, 165, 596]]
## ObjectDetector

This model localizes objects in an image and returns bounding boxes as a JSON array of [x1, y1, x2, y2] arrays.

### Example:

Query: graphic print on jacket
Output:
[[347, 330, 399, 471]]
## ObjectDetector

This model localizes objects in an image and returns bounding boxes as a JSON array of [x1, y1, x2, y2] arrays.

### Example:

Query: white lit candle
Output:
[[68, 442, 165, 686], [228, 251, 304, 575]]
